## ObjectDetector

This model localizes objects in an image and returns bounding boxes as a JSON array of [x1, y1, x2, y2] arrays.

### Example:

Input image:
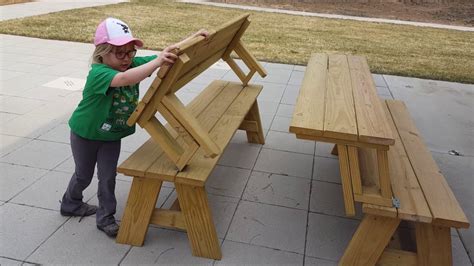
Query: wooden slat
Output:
[[150, 209, 186, 231], [348, 55, 394, 145], [175, 83, 263, 186], [178, 14, 248, 76], [146, 81, 245, 179], [337, 144, 356, 216], [289, 53, 328, 136], [162, 94, 221, 158], [415, 223, 452, 265], [339, 214, 400, 265], [354, 185, 392, 207], [348, 146, 362, 194], [117, 138, 165, 177], [378, 249, 418, 266], [143, 116, 184, 165], [116, 177, 162, 246], [386, 100, 469, 228], [176, 184, 222, 259], [363, 100, 432, 223], [233, 40, 267, 77], [295, 133, 389, 150], [324, 54, 358, 141]]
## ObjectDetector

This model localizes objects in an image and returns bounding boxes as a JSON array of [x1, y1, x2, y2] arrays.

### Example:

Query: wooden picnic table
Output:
[[290, 53, 469, 265], [290, 53, 396, 216]]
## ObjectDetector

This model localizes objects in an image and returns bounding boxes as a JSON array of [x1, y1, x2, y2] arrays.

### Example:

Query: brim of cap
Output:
[[106, 36, 144, 47]]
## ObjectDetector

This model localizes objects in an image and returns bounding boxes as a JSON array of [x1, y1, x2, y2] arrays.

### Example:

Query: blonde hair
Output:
[[91, 43, 114, 64]]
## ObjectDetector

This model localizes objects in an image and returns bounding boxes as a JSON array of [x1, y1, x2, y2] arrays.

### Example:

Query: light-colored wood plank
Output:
[[364, 100, 432, 223], [348, 55, 394, 146], [377, 149, 392, 199], [117, 138, 164, 177], [339, 214, 400, 266], [150, 209, 186, 231], [295, 133, 389, 150], [116, 177, 162, 246], [415, 223, 452, 266], [146, 81, 245, 180], [223, 54, 247, 82], [175, 83, 263, 186], [233, 40, 267, 78], [324, 54, 358, 141], [378, 248, 418, 266], [355, 186, 392, 207], [348, 146, 362, 194], [162, 94, 221, 158], [242, 100, 265, 144], [337, 144, 356, 216], [143, 116, 184, 165], [289, 53, 327, 137], [363, 203, 397, 218], [176, 183, 222, 259], [386, 100, 469, 228]]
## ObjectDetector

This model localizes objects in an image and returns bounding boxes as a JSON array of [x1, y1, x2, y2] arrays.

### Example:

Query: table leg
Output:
[[242, 100, 265, 145], [339, 214, 400, 265], [348, 146, 362, 195], [415, 223, 452, 266], [337, 144, 356, 216], [175, 183, 222, 260], [377, 149, 392, 199], [116, 177, 162, 246]]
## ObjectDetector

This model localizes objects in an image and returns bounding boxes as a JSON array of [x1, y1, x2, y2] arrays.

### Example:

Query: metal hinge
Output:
[[392, 197, 400, 208]]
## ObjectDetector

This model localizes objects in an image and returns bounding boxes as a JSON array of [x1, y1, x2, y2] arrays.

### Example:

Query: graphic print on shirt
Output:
[[100, 86, 138, 133]]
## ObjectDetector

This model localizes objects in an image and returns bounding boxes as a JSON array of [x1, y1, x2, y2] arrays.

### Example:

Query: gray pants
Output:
[[61, 131, 121, 227]]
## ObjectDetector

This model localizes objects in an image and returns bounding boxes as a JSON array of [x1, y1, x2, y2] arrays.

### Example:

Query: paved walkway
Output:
[[0, 1, 473, 265], [181, 0, 474, 32]]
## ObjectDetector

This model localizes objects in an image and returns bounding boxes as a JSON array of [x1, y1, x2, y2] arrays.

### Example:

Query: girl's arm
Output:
[[110, 29, 209, 88], [110, 45, 178, 87]]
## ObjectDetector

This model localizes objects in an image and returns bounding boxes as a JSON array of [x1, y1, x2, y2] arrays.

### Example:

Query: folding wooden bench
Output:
[[116, 14, 266, 259], [339, 100, 470, 265]]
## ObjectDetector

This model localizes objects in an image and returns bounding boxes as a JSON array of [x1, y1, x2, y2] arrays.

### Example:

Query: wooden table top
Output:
[[290, 53, 395, 148]]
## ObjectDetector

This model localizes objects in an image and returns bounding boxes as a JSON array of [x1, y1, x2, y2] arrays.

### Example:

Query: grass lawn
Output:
[[0, 0, 473, 83]]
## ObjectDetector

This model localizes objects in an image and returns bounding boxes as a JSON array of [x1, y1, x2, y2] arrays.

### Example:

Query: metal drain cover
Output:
[[43, 77, 86, 91]]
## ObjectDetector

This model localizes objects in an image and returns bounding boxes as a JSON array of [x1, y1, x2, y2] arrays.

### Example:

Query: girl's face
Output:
[[102, 42, 136, 72]]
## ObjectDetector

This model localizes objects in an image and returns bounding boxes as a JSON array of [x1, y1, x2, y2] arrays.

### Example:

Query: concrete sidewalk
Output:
[[0, 1, 473, 265]]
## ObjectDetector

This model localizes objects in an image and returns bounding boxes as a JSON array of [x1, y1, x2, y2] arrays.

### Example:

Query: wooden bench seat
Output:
[[340, 99, 469, 265], [115, 14, 267, 260]]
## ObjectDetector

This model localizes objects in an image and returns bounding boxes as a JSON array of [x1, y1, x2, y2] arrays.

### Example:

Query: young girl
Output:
[[60, 17, 208, 237]]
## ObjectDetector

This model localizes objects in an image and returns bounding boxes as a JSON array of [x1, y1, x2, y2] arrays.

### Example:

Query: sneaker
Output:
[[97, 222, 119, 237], [60, 203, 98, 217]]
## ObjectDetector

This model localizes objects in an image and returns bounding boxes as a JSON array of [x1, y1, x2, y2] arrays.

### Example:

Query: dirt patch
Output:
[[210, 1, 474, 26]]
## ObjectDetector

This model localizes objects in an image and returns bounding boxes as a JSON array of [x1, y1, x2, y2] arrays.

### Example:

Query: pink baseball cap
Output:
[[94, 17, 143, 47]]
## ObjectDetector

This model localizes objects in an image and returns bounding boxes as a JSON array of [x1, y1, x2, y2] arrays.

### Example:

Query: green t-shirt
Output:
[[69, 55, 157, 141]]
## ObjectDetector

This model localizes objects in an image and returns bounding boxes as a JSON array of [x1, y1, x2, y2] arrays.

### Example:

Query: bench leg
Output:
[[337, 144, 356, 216], [242, 100, 265, 144], [116, 177, 162, 246], [415, 223, 452, 266], [339, 214, 400, 266], [175, 183, 222, 260]]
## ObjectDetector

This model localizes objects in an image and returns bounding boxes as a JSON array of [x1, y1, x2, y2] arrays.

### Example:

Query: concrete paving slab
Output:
[[37, 123, 70, 144], [258, 100, 279, 116], [270, 115, 292, 133], [276, 103, 295, 118], [384, 75, 474, 156], [288, 70, 305, 86], [121, 227, 214, 265], [306, 213, 359, 261], [10, 170, 97, 211], [305, 256, 338, 265], [0, 113, 62, 138], [0, 95, 47, 115], [218, 142, 261, 170], [227, 200, 307, 253], [264, 130, 315, 155], [281, 84, 301, 105], [311, 180, 362, 219], [0, 135, 31, 158], [217, 240, 304, 265], [206, 165, 251, 198], [26, 216, 129, 265], [0, 139, 71, 169], [313, 157, 341, 183], [243, 171, 310, 210], [314, 142, 338, 159], [0, 163, 48, 201], [0, 203, 67, 260], [254, 148, 313, 179], [257, 82, 286, 103]]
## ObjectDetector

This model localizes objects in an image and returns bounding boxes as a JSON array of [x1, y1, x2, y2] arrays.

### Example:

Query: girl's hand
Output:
[[193, 29, 209, 40], [158, 44, 179, 65]]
